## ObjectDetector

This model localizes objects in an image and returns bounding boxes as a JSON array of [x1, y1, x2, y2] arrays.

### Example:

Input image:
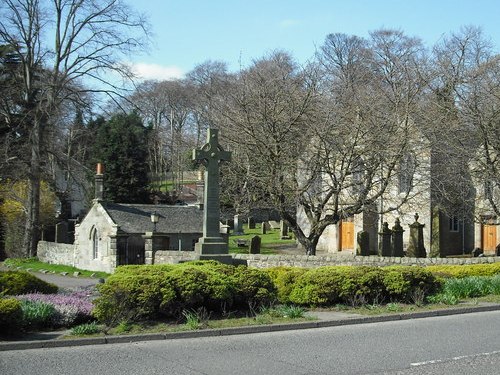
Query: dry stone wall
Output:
[[38, 241, 76, 266]]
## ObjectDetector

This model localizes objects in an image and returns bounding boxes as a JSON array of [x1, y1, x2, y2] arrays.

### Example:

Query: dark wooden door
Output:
[[118, 236, 145, 265]]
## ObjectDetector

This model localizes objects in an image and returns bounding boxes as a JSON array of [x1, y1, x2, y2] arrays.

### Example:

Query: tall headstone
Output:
[[280, 220, 290, 240], [356, 230, 370, 256], [379, 222, 392, 256], [192, 129, 232, 261], [261, 222, 267, 235], [407, 213, 426, 258], [392, 218, 405, 257]]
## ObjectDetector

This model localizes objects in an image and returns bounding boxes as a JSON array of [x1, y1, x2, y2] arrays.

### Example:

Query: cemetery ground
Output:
[[3, 259, 500, 348], [228, 224, 296, 254]]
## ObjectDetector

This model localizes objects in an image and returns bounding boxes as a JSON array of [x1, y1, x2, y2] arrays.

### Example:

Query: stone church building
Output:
[[38, 164, 204, 273]]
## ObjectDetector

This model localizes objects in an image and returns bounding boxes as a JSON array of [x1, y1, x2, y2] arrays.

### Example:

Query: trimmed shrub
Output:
[[231, 266, 277, 308], [93, 273, 167, 325], [93, 262, 277, 325], [159, 265, 234, 317], [289, 267, 350, 306], [0, 298, 23, 334], [0, 270, 58, 295], [382, 266, 441, 302], [265, 267, 307, 304], [288, 266, 440, 306]]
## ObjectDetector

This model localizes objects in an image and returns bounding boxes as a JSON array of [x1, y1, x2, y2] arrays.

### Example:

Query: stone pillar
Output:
[[142, 232, 154, 265], [379, 222, 392, 256], [234, 214, 244, 234], [392, 218, 405, 257], [356, 230, 370, 256], [109, 235, 118, 271], [250, 235, 261, 254], [407, 213, 426, 258]]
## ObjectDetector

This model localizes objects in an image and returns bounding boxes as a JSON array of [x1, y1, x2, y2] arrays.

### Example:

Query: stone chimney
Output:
[[95, 163, 104, 201]]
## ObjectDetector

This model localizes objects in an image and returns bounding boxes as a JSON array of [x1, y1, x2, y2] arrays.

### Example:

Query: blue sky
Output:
[[129, 0, 500, 80]]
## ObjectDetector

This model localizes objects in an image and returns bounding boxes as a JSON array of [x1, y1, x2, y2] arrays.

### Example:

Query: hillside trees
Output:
[[91, 113, 150, 203], [0, 0, 149, 256]]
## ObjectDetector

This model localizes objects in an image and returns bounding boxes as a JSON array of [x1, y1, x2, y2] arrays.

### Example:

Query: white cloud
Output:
[[279, 19, 300, 29], [130, 62, 184, 80]]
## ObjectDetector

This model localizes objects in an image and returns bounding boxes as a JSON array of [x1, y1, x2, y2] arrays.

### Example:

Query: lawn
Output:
[[228, 224, 297, 254]]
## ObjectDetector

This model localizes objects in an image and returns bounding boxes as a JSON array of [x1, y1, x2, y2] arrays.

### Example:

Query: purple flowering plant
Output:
[[16, 286, 95, 327]]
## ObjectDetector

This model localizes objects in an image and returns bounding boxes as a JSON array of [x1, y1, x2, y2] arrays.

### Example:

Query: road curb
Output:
[[2, 304, 500, 352]]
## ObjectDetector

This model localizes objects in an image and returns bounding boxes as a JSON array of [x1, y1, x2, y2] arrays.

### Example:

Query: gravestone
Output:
[[407, 213, 426, 258], [356, 231, 370, 256], [248, 217, 256, 229], [379, 222, 392, 256], [234, 214, 244, 234], [261, 222, 267, 235], [192, 128, 232, 261], [249, 235, 261, 254], [391, 218, 405, 257], [269, 220, 280, 230], [280, 220, 290, 240]]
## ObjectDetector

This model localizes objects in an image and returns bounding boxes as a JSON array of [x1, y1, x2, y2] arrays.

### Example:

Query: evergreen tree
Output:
[[92, 113, 150, 203]]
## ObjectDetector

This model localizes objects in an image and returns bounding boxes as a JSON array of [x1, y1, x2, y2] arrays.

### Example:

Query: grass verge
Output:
[[2, 258, 109, 279]]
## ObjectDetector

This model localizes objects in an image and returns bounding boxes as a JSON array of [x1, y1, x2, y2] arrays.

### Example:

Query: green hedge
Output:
[[93, 261, 277, 325], [0, 298, 23, 334], [265, 267, 308, 304], [93, 263, 444, 324], [288, 266, 440, 306], [0, 270, 58, 295], [426, 264, 500, 279]]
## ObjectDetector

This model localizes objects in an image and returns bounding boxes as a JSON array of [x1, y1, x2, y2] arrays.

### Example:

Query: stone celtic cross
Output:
[[192, 128, 231, 255]]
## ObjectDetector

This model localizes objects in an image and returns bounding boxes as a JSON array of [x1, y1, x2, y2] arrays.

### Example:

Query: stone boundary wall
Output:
[[153, 251, 500, 268], [154, 250, 196, 264], [231, 254, 500, 268], [37, 241, 76, 267]]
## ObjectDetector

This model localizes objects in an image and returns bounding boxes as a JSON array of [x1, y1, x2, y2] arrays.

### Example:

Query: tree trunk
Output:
[[23, 118, 42, 257]]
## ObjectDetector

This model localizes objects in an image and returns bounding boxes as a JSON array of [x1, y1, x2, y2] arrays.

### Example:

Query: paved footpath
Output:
[[0, 263, 100, 290]]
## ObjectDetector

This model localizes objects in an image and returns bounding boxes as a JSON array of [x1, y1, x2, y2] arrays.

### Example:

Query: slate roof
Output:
[[102, 203, 203, 234]]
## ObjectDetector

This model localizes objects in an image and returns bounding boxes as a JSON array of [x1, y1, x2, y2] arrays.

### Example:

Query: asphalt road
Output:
[[2, 310, 500, 375]]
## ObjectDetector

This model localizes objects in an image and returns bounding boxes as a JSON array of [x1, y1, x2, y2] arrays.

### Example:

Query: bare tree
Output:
[[293, 30, 430, 254], [0, 0, 149, 256], [426, 26, 499, 222]]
